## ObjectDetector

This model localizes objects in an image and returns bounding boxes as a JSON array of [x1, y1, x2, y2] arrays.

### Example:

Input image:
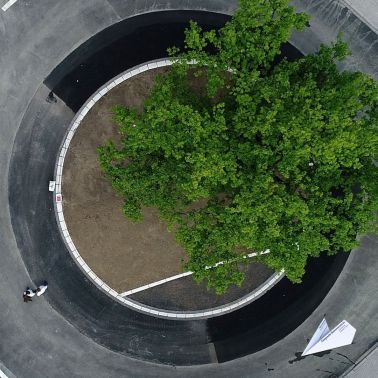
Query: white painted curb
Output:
[[1, 0, 18, 12], [54, 58, 284, 320]]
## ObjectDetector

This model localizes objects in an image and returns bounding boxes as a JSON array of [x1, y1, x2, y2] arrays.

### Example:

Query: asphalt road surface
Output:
[[1, 1, 378, 377]]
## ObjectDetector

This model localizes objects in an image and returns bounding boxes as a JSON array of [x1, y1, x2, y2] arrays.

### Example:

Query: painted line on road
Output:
[[120, 271, 193, 297], [0, 365, 11, 378], [1, 0, 18, 12], [120, 250, 271, 297]]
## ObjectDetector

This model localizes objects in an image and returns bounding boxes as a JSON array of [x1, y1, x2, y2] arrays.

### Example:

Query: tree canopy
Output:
[[98, 0, 378, 293]]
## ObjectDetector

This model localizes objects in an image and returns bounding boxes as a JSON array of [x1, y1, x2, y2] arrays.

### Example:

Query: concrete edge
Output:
[[339, 342, 378, 377]]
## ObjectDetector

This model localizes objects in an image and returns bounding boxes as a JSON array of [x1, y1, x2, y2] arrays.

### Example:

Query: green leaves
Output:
[[99, 0, 378, 294]]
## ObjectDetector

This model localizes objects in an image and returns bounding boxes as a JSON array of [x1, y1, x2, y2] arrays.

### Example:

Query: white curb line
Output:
[[1, 0, 18, 12], [54, 58, 284, 320]]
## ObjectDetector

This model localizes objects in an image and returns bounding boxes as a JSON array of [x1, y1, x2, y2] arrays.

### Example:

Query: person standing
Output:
[[34, 281, 48, 296], [23, 287, 35, 303]]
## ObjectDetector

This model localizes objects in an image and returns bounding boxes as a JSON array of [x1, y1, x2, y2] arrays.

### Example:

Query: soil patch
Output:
[[63, 66, 274, 308]]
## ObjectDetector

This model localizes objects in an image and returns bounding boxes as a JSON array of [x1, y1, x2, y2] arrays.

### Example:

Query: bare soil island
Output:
[[63, 67, 274, 311]]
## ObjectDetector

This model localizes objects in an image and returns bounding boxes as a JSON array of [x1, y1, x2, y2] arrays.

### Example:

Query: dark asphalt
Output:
[[45, 11, 230, 112], [1, 1, 378, 377]]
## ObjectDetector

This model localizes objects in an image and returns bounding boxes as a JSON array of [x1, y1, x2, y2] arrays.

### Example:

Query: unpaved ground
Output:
[[63, 67, 273, 304], [63, 67, 190, 292]]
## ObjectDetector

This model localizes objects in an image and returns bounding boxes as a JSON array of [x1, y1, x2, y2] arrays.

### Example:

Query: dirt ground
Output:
[[62, 67, 189, 293], [63, 67, 273, 301]]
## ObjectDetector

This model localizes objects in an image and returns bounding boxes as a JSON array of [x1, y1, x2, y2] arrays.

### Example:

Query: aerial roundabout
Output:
[[1, 1, 378, 377]]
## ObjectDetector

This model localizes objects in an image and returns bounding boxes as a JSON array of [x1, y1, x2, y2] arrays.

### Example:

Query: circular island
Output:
[[58, 60, 283, 318]]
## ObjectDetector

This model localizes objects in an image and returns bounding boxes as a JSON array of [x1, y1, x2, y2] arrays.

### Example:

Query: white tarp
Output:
[[302, 319, 356, 356]]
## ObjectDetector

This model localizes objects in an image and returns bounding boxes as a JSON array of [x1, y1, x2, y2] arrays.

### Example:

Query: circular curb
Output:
[[53, 57, 285, 320]]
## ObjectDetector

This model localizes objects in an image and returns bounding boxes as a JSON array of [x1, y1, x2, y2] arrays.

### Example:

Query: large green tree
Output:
[[99, 0, 378, 293]]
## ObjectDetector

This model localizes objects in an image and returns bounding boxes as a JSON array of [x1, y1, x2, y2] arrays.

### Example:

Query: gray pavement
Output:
[[341, 343, 378, 377], [344, 0, 378, 34], [0, 1, 378, 377]]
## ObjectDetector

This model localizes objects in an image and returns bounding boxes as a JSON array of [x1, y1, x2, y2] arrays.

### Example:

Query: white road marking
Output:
[[120, 250, 271, 297], [0, 369, 9, 378], [120, 271, 193, 297], [2, 0, 18, 12]]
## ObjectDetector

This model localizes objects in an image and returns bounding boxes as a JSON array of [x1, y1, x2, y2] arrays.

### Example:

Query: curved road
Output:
[[1, 1, 378, 377]]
